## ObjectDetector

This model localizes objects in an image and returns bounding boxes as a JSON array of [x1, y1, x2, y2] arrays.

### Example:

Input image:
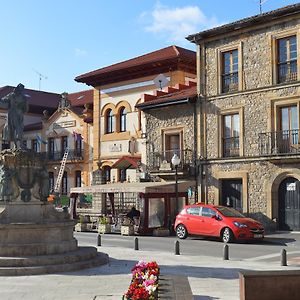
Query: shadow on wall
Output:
[[247, 211, 277, 233]]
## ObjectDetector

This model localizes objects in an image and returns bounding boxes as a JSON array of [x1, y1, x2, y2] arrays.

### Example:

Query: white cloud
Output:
[[141, 3, 219, 43], [74, 48, 87, 57]]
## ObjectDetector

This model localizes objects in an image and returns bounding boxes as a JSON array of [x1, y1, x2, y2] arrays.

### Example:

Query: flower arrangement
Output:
[[123, 260, 160, 300]]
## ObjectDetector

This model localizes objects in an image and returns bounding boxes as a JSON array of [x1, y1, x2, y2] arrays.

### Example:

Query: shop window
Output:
[[148, 198, 165, 228]]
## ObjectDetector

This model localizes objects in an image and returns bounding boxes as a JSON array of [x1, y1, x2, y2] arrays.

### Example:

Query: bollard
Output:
[[223, 244, 229, 260], [175, 240, 180, 255], [281, 249, 287, 266], [97, 234, 101, 246], [134, 237, 139, 251]]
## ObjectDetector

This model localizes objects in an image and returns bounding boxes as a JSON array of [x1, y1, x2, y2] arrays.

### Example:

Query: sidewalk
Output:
[[0, 243, 299, 300]]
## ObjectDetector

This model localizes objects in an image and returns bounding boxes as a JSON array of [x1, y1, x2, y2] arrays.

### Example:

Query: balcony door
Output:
[[278, 105, 298, 153], [164, 133, 181, 162]]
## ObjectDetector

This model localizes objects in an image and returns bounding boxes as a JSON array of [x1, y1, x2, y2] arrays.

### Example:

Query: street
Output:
[[75, 231, 300, 265]]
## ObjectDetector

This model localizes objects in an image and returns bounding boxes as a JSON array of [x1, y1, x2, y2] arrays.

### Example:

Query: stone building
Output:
[[187, 3, 300, 230]]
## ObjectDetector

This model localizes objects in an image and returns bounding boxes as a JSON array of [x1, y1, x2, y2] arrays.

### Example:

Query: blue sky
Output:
[[0, 0, 298, 94]]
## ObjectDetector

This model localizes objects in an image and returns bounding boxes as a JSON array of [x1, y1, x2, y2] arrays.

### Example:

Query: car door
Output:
[[184, 207, 201, 234], [199, 207, 221, 236]]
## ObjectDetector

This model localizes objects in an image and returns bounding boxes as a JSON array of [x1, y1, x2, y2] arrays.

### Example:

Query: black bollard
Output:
[[175, 240, 180, 255], [223, 244, 229, 260], [134, 237, 139, 250], [281, 249, 287, 266], [97, 234, 101, 246]]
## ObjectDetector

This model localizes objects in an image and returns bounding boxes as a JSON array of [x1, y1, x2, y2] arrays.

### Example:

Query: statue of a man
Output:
[[0, 83, 29, 149]]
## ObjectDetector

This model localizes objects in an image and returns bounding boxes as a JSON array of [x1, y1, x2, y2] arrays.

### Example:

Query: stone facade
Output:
[[195, 10, 300, 230]]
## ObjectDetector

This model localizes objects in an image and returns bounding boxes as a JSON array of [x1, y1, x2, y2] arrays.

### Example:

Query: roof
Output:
[[70, 180, 194, 194], [187, 3, 300, 43], [111, 156, 141, 169], [0, 86, 60, 112], [75, 45, 196, 87], [136, 82, 197, 110], [68, 89, 94, 107]]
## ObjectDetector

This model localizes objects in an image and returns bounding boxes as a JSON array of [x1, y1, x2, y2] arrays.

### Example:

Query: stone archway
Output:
[[268, 169, 300, 230]]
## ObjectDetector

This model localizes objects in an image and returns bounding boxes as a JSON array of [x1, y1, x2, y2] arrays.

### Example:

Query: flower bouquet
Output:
[[123, 260, 160, 300]]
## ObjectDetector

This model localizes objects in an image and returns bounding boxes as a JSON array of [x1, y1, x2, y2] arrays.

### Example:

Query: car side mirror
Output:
[[212, 214, 221, 220]]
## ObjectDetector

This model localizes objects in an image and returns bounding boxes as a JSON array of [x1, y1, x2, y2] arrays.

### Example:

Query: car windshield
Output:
[[216, 206, 245, 218]]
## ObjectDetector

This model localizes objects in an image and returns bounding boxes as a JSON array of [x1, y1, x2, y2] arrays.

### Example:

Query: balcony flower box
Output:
[[121, 225, 134, 236], [98, 224, 111, 234]]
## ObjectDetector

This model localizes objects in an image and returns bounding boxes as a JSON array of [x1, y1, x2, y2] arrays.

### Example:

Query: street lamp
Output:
[[171, 153, 181, 214]]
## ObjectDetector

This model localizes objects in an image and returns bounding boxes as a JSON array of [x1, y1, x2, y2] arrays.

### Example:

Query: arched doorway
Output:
[[278, 177, 300, 230]]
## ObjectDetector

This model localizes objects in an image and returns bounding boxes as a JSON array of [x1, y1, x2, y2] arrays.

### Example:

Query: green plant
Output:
[[79, 215, 85, 224], [99, 216, 109, 224]]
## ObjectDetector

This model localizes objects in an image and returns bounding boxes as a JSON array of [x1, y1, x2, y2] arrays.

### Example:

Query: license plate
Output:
[[254, 234, 263, 238]]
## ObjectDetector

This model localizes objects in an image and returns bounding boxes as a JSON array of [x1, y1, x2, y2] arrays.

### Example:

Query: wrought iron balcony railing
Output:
[[259, 129, 300, 155], [222, 72, 238, 93], [278, 60, 297, 84], [46, 150, 84, 161], [223, 137, 240, 157], [148, 149, 195, 172]]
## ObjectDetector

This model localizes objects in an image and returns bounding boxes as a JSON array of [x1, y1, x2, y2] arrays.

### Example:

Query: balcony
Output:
[[223, 137, 240, 157], [259, 129, 300, 156], [46, 150, 84, 162], [278, 60, 297, 84], [148, 149, 195, 174], [222, 72, 238, 93]]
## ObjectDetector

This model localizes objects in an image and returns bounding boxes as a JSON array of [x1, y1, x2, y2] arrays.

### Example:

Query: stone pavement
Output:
[[0, 239, 300, 300]]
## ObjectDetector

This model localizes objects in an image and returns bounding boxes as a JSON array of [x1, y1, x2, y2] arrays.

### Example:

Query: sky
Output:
[[0, 0, 298, 94]]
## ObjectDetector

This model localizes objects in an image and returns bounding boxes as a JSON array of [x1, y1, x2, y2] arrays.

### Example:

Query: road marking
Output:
[[245, 250, 300, 261]]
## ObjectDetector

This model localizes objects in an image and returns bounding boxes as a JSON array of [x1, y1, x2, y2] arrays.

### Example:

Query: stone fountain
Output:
[[0, 84, 108, 275]]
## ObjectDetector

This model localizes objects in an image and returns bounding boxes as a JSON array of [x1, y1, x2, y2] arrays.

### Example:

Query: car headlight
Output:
[[233, 221, 248, 228]]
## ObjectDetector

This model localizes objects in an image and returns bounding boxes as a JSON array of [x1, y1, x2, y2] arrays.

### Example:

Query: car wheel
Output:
[[221, 227, 234, 243], [176, 224, 188, 239]]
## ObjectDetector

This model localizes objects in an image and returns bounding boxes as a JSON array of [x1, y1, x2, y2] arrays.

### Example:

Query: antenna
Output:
[[258, 0, 269, 14], [33, 69, 48, 91]]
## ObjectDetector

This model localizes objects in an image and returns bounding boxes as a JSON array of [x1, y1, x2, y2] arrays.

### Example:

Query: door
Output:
[[221, 179, 243, 212], [278, 177, 300, 231], [184, 206, 201, 234], [165, 133, 181, 162], [199, 207, 220, 236]]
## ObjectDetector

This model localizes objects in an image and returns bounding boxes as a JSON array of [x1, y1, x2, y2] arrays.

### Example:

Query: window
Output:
[[222, 49, 238, 93], [106, 109, 114, 133], [75, 170, 81, 187], [103, 166, 111, 183], [61, 171, 68, 195], [186, 207, 200, 215], [201, 207, 216, 218], [75, 138, 82, 157], [49, 172, 54, 192], [277, 36, 297, 84], [278, 105, 299, 151], [61, 136, 68, 153], [32, 139, 38, 152], [119, 168, 127, 183], [223, 113, 240, 157], [119, 107, 127, 132], [48, 138, 55, 159]]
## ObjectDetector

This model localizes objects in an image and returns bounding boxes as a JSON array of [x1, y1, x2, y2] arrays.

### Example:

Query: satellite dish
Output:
[[153, 74, 169, 90]]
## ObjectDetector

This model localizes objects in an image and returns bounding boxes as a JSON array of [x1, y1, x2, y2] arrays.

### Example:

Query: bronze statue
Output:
[[0, 83, 29, 149]]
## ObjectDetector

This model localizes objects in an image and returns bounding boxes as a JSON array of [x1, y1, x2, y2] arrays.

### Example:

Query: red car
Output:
[[174, 203, 264, 243]]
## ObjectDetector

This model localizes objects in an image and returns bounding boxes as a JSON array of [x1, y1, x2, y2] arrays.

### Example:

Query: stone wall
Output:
[[144, 103, 195, 166]]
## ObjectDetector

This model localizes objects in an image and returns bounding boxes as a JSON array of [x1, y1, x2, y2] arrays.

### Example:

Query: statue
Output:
[[0, 165, 14, 201], [0, 83, 29, 149]]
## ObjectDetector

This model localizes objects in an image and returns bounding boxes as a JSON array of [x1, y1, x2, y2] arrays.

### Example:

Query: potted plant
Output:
[[98, 216, 111, 234], [121, 217, 134, 236], [75, 215, 88, 232]]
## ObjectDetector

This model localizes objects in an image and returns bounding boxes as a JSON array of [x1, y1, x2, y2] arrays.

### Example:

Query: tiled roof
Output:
[[111, 156, 141, 169], [68, 89, 94, 107], [0, 86, 60, 111], [136, 82, 197, 110], [75, 45, 196, 86], [187, 3, 300, 43]]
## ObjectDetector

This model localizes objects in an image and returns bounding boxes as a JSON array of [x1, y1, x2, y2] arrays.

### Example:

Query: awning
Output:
[[111, 156, 141, 169], [70, 181, 195, 194]]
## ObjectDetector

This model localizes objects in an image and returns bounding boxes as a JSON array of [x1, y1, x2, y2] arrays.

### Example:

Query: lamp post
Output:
[[171, 153, 181, 214]]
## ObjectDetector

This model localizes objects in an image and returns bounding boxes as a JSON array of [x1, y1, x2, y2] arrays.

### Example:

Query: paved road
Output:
[[75, 231, 300, 264]]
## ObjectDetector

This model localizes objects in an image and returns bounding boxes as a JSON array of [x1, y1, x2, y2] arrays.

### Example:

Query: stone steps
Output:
[[0, 247, 108, 276]]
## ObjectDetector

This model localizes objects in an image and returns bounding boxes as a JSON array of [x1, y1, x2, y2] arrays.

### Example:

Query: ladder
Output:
[[53, 148, 69, 193]]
